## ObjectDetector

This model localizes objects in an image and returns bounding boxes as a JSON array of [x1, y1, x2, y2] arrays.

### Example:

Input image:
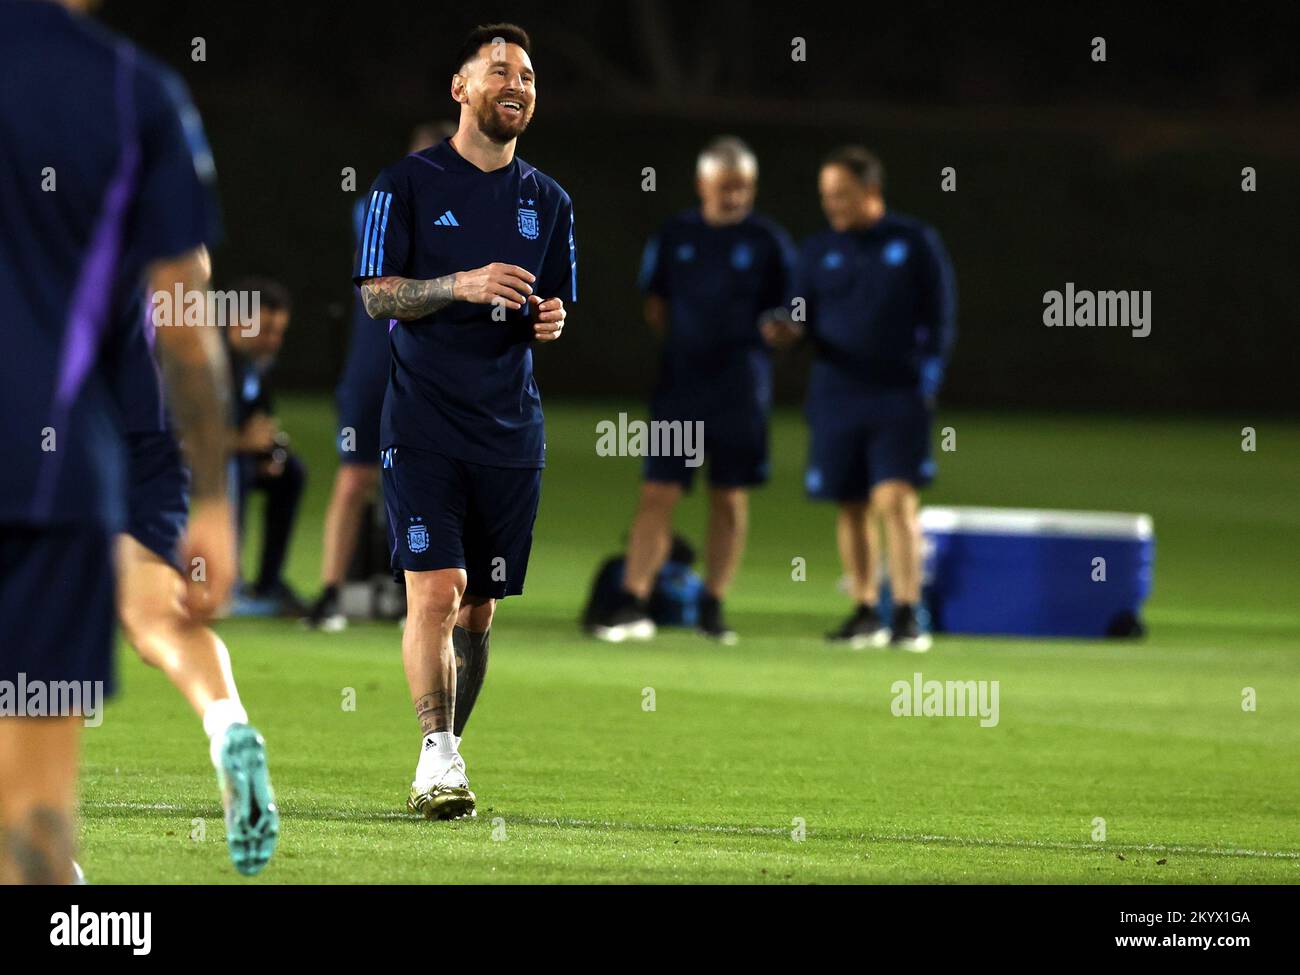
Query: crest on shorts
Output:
[[517, 207, 540, 240], [407, 518, 429, 554]]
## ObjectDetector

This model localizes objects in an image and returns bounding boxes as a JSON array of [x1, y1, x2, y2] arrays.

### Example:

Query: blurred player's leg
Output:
[[592, 481, 679, 642], [837, 501, 883, 605], [0, 524, 114, 884], [0, 715, 79, 885], [251, 454, 307, 611], [700, 487, 747, 644], [307, 463, 380, 631], [117, 534, 238, 715], [115, 533, 280, 874], [404, 568, 475, 820], [827, 501, 891, 649], [871, 480, 930, 652]]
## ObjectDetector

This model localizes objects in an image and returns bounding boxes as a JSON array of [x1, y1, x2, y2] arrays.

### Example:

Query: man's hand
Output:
[[529, 294, 565, 342], [453, 263, 535, 310], [760, 317, 804, 350], [239, 413, 279, 453], [180, 497, 236, 620]]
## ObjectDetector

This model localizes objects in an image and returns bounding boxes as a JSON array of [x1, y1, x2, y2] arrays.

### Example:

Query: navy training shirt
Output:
[[0, 1, 220, 528], [795, 212, 956, 408], [638, 209, 795, 418], [336, 196, 390, 410], [352, 137, 577, 468], [225, 341, 274, 433], [105, 289, 170, 436]]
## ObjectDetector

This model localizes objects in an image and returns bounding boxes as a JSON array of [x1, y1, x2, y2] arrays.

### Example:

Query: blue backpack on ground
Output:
[[582, 535, 704, 630]]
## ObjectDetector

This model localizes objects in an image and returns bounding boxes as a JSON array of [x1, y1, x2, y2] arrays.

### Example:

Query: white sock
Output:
[[203, 698, 249, 769], [414, 731, 457, 785]]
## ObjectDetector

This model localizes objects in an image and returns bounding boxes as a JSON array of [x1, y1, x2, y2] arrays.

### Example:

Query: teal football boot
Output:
[[218, 724, 280, 875]]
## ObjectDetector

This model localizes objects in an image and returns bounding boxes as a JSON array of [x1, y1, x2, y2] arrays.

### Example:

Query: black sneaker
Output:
[[890, 604, 932, 653], [697, 594, 738, 645], [590, 591, 656, 643], [254, 580, 307, 619], [826, 604, 891, 650], [303, 585, 346, 632]]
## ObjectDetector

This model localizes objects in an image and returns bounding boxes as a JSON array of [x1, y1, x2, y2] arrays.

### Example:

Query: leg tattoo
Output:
[[4, 806, 73, 884], [414, 690, 452, 735], [452, 626, 490, 737]]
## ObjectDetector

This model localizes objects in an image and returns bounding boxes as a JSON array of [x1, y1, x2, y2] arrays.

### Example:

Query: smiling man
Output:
[[353, 23, 575, 821]]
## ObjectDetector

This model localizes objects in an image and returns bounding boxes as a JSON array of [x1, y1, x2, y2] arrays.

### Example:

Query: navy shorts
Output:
[[643, 408, 769, 490], [805, 390, 935, 502], [381, 445, 541, 599], [1, 524, 117, 696], [126, 430, 189, 571], [336, 383, 384, 466]]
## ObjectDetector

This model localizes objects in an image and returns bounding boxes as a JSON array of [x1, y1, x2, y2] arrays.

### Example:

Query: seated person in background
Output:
[[227, 277, 306, 616]]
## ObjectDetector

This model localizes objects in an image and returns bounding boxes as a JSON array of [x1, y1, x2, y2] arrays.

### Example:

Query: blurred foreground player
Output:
[[768, 147, 956, 651], [306, 122, 455, 632], [108, 293, 279, 876], [354, 24, 575, 820], [0, 0, 235, 883], [589, 137, 794, 645]]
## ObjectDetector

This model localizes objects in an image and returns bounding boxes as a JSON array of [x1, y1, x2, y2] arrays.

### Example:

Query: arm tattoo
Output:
[[361, 275, 456, 321], [414, 690, 452, 735]]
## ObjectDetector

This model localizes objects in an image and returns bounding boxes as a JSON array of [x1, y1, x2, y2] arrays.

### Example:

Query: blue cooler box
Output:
[[921, 507, 1154, 638]]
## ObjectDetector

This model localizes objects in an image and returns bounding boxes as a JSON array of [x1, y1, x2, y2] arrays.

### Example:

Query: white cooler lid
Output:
[[921, 506, 1153, 540]]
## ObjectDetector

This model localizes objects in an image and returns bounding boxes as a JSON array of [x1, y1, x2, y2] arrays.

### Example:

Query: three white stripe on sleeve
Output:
[[359, 190, 393, 277]]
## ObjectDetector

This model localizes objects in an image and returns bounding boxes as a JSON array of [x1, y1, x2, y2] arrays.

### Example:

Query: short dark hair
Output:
[[455, 23, 531, 74], [233, 276, 291, 312], [823, 146, 884, 190]]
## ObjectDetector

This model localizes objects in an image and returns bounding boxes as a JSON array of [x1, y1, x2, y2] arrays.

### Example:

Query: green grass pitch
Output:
[[80, 398, 1300, 883]]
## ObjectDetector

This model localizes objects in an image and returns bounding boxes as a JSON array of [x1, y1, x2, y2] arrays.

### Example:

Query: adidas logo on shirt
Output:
[[434, 210, 460, 227]]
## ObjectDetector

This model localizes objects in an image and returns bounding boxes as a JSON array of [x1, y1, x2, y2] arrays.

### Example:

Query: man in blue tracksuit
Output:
[[768, 146, 956, 651]]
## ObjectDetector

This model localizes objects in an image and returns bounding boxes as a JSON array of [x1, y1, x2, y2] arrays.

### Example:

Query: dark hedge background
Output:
[[99, 0, 1300, 413]]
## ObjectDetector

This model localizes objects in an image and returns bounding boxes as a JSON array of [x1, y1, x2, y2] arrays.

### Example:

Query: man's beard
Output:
[[474, 98, 533, 144]]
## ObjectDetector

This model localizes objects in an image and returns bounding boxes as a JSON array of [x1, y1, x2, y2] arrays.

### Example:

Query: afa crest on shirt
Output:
[[883, 239, 910, 266], [407, 518, 429, 554], [517, 207, 540, 240]]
